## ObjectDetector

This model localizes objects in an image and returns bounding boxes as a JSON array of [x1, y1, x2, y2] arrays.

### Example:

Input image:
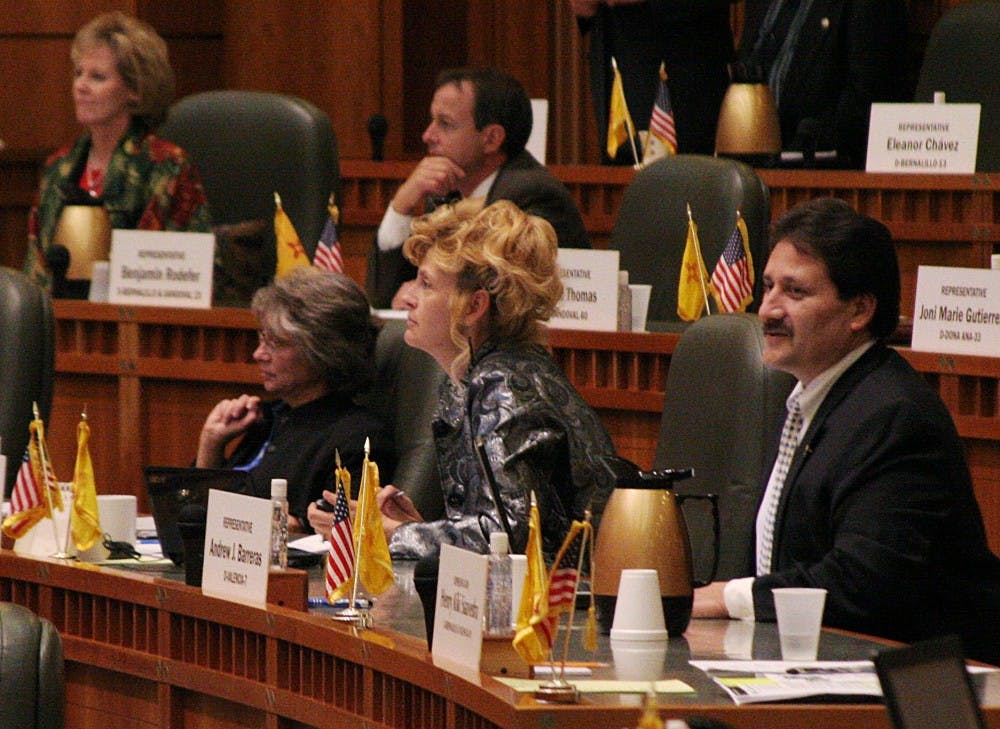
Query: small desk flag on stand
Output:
[[512, 493, 550, 664], [711, 211, 754, 313], [325, 457, 355, 600], [677, 204, 714, 322], [274, 192, 310, 278], [607, 57, 640, 165], [643, 62, 677, 165], [2, 405, 60, 540], [70, 411, 102, 552], [355, 440, 394, 595], [313, 194, 344, 273]]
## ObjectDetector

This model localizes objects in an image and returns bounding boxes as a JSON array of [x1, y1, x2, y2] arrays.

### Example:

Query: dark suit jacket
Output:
[[580, 1, 734, 160], [750, 344, 1000, 665], [367, 150, 588, 308], [741, 0, 909, 168]]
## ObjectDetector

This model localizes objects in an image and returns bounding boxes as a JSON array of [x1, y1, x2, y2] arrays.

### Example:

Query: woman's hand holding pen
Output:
[[377, 485, 423, 542]]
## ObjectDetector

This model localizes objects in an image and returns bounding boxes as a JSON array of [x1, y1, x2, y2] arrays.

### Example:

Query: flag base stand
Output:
[[49, 550, 74, 560], [331, 606, 372, 629], [533, 679, 579, 704]]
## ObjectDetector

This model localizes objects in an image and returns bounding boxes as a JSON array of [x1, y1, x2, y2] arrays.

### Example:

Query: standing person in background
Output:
[[366, 66, 589, 310], [693, 198, 1000, 666], [318, 200, 615, 561], [25, 11, 210, 291], [572, 0, 736, 162], [737, 0, 909, 168]]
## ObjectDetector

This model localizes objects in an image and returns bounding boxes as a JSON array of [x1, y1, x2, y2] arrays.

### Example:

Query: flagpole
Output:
[[687, 203, 713, 316], [33, 402, 69, 559], [557, 520, 592, 680], [332, 441, 373, 628]]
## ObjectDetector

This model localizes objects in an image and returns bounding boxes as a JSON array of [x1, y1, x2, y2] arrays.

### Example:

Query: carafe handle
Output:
[[675, 492, 720, 587]]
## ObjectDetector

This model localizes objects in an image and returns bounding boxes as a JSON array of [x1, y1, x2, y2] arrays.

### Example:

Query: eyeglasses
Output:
[[256, 330, 295, 351]]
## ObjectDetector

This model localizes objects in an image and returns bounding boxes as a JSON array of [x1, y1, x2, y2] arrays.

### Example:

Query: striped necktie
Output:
[[756, 396, 803, 575]]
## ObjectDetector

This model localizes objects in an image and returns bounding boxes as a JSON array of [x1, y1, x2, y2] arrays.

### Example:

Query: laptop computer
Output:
[[874, 634, 987, 729], [144, 466, 252, 565]]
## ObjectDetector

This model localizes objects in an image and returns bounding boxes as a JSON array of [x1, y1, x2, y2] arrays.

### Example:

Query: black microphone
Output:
[[368, 114, 388, 161], [46, 243, 71, 298], [413, 548, 441, 651], [177, 502, 208, 586], [796, 118, 822, 168]]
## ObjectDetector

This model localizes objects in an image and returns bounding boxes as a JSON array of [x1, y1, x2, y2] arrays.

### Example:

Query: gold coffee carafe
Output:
[[593, 456, 719, 636], [51, 204, 112, 281]]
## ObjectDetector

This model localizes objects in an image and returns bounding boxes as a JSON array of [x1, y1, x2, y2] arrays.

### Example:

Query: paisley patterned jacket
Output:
[[389, 339, 617, 561]]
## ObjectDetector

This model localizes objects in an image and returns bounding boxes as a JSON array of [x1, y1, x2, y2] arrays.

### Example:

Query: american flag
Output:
[[313, 197, 344, 273], [324, 479, 355, 598], [548, 530, 583, 615], [11, 448, 43, 514], [545, 520, 591, 637], [711, 215, 754, 313], [647, 63, 677, 156], [2, 417, 59, 540]]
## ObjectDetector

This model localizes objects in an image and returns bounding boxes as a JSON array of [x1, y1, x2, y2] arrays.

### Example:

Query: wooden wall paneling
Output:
[[400, 0, 469, 155], [221, 0, 389, 163], [549, 1, 599, 166], [0, 38, 77, 151], [137, 0, 223, 34], [0, 149, 46, 268], [379, 0, 406, 162], [0, 1, 133, 34]]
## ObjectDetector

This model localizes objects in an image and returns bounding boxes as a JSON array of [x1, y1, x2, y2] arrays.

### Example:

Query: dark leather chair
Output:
[[1, 267, 55, 498], [914, 1, 1000, 172], [159, 91, 339, 303], [610, 155, 770, 328], [654, 313, 795, 581], [363, 318, 446, 522], [0, 602, 64, 729]]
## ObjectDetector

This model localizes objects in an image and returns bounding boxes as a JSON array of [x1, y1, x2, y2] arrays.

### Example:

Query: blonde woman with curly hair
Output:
[[374, 199, 616, 561]]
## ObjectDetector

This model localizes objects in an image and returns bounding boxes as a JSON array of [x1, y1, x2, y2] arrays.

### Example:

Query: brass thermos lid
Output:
[[52, 204, 112, 280]]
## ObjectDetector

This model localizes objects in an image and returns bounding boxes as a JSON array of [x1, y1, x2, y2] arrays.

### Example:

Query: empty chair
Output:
[[611, 155, 770, 328], [159, 91, 339, 303], [0, 602, 64, 729], [654, 313, 795, 581], [914, 1, 1000, 172], [1, 268, 55, 498], [363, 318, 446, 522]]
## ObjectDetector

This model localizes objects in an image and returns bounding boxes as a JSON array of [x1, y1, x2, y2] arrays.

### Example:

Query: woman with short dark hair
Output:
[[197, 269, 394, 533]]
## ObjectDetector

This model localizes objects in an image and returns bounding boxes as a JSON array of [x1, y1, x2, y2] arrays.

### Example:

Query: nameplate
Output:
[[911, 266, 1000, 356], [201, 489, 273, 608], [431, 543, 488, 670], [108, 229, 214, 308], [551, 249, 620, 331], [865, 103, 981, 174]]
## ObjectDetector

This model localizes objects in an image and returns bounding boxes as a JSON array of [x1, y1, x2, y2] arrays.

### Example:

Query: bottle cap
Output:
[[490, 531, 509, 555], [270, 478, 287, 499]]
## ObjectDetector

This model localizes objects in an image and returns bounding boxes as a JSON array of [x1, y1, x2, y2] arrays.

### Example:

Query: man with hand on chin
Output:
[[366, 66, 588, 310], [693, 198, 1000, 665]]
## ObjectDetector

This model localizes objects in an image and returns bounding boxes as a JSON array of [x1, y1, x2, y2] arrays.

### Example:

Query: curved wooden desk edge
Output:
[[0, 551, 927, 729]]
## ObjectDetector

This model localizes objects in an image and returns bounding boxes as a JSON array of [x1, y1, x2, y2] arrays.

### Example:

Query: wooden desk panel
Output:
[[6, 553, 996, 729], [49, 303, 1000, 553]]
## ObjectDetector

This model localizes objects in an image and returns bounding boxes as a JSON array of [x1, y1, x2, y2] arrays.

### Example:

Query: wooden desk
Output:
[[48, 302, 1000, 553], [3, 552, 997, 729], [336, 162, 1000, 320]]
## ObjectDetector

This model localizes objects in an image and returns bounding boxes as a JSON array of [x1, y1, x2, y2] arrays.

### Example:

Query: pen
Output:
[[307, 597, 373, 609]]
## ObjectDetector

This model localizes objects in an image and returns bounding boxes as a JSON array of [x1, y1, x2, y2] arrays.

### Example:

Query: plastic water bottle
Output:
[[270, 478, 288, 571], [485, 532, 513, 637]]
